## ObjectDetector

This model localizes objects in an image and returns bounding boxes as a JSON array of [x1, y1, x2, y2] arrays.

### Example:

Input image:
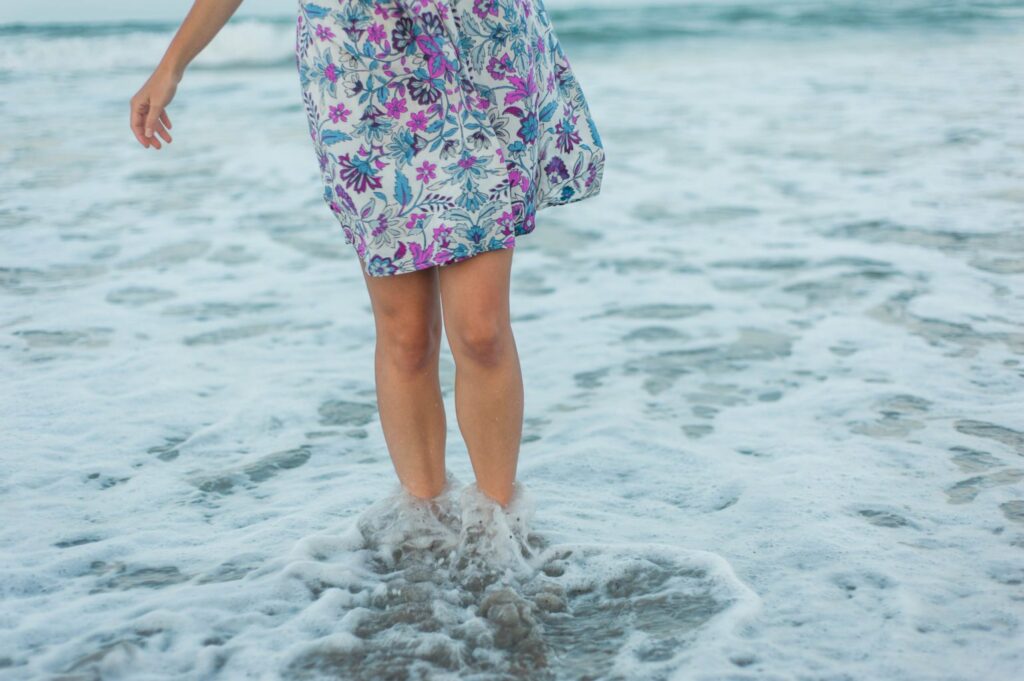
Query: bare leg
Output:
[[361, 263, 447, 500], [438, 248, 523, 507]]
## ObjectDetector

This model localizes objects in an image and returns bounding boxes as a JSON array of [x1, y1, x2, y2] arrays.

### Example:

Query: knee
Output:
[[450, 320, 511, 368], [377, 322, 440, 373]]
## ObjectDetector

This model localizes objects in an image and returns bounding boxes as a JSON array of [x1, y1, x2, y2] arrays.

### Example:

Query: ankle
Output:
[[402, 476, 448, 501]]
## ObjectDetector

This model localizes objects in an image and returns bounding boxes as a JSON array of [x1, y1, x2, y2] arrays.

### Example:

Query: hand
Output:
[[130, 66, 181, 150]]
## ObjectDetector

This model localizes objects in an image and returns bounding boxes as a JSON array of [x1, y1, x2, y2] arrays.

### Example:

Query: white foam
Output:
[[0, 20, 295, 74]]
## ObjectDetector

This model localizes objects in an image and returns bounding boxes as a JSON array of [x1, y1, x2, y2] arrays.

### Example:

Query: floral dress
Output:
[[295, 0, 606, 277]]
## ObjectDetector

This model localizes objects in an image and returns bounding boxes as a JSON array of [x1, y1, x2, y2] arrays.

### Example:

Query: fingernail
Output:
[[145, 129, 152, 138]]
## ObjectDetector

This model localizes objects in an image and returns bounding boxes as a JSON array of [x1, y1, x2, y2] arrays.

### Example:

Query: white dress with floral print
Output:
[[295, 0, 606, 276]]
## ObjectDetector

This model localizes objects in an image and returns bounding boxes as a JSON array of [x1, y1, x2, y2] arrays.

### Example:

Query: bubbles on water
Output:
[[282, 474, 756, 680], [450, 481, 541, 591]]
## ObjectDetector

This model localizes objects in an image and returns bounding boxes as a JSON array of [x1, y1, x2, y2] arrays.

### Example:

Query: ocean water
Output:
[[2, 1, 1023, 679]]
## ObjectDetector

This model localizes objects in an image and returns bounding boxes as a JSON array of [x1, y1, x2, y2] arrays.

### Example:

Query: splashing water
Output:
[[278, 473, 757, 680]]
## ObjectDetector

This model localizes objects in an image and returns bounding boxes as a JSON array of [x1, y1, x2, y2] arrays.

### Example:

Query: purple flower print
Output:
[[408, 77, 442, 106], [391, 16, 417, 52], [433, 249, 454, 266], [415, 33, 457, 81], [329, 103, 351, 123], [338, 152, 384, 193], [385, 97, 408, 119], [520, 211, 536, 234], [406, 212, 428, 230], [408, 242, 435, 270], [517, 111, 539, 144], [368, 23, 387, 44], [366, 254, 399, 276], [416, 160, 437, 183], [504, 71, 537, 106], [473, 0, 499, 20], [371, 214, 389, 238], [419, 9, 445, 34], [508, 167, 530, 192], [295, 0, 606, 277], [407, 110, 429, 132], [555, 115, 582, 154], [432, 223, 452, 241], [497, 210, 515, 229], [334, 182, 359, 214], [432, 232, 455, 263], [447, 151, 488, 182], [544, 156, 570, 183], [470, 92, 491, 113], [429, 4, 450, 26], [487, 52, 514, 81]]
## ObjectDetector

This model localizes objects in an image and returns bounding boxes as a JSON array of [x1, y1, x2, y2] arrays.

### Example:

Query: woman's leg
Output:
[[438, 248, 523, 507], [361, 264, 448, 500]]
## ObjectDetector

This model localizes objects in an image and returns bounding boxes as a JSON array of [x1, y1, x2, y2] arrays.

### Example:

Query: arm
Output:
[[129, 0, 246, 150]]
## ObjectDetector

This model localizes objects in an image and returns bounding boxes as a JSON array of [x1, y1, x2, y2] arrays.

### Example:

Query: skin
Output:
[[132, 0, 523, 507], [362, 249, 523, 508], [130, 0, 246, 149]]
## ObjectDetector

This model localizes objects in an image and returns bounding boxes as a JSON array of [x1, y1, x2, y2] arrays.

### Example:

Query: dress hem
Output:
[[357, 183, 603, 278], [358, 239, 516, 278]]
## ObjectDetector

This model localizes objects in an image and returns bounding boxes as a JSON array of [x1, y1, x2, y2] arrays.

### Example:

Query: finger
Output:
[[152, 118, 173, 144], [143, 104, 166, 139], [159, 109, 172, 130], [130, 100, 151, 147], [132, 101, 157, 148]]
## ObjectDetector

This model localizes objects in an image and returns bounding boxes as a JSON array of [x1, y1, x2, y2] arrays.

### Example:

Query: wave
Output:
[[0, 19, 297, 74], [553, 0, 1024, 42], [1, 1, 1022, 75]]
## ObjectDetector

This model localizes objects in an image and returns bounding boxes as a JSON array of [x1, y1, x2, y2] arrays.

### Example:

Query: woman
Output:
[[130, 0, 606, 509]]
